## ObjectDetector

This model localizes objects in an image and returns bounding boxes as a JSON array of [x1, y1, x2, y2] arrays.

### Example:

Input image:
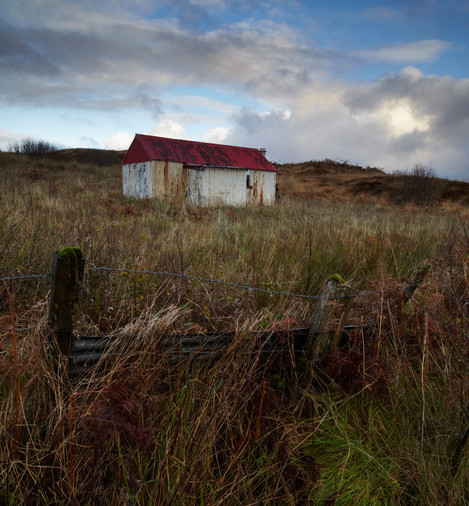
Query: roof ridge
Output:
[[134, 133, 262, 153], [123, 134, 276, 172]]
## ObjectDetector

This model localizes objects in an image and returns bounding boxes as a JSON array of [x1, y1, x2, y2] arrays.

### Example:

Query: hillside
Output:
[[49, 149, 469, 205], [2, 148, 469, 205], [275, 159, 469, 205], [49, 147, 126, 166]]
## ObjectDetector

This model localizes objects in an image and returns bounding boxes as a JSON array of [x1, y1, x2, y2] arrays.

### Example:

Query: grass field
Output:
[[1, 151, 469, 504]]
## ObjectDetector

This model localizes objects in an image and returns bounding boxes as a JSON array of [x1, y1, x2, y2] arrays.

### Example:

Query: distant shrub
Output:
[[394, 163, 443, 206], [8, 137, 59, 157]]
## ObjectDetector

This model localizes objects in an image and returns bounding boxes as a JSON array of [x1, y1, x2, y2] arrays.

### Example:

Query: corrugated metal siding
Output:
[[204, 167, 247, 206], [123, 159, 276, 206], [122, 162, 153, 199], [185, 168, 205, 205], [153, 160, 185, 200], [248, 171, 276, 205], [184, 167, 276, 206]]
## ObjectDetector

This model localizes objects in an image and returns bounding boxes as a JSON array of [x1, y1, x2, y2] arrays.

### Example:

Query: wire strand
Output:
[[86, 266, 406, 300], [0, 265, 410, 300], [0, 273, 52, 283]]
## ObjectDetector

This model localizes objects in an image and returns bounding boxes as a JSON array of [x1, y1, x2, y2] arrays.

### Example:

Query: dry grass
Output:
[[276, 159, 469, 206], [1, 151, 469, 503]]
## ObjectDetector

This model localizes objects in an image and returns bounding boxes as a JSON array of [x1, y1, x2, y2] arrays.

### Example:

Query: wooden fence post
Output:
[[48, 248, 85, 361], [305, 277, 338, 358], [304, 274, 352, 361], [402, 265, 429, 304]]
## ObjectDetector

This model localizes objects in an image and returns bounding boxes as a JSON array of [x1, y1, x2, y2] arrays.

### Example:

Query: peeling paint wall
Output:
[[122, 162, 153, 199], [185, 167, 246, 205], [185, 167, 276, 206], [203, 167, 247, 206], [248, 170, 276, 205], [152, 160, 185, 201], [123, 160, 276, 206], [185, 168, 206, 205]]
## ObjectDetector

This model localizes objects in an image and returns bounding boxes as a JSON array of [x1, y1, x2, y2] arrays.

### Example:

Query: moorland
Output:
[[1, 148, 469, 504]]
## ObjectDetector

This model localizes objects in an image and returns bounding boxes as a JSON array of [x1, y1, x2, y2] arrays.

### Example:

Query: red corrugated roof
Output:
[[122, 134, 276, 172]]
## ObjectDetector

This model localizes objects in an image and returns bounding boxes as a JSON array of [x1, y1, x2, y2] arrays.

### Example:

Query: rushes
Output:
[[0, 153, 453, 315], [1, 153, 469, 502], [2, 269, 469, 503]]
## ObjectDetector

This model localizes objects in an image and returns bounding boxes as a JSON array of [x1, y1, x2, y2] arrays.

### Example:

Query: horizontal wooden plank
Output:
[[70, 325, 368, 373]]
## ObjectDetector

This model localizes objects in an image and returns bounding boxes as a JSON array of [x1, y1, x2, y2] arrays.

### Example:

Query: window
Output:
[[246, 170, 252, 188]]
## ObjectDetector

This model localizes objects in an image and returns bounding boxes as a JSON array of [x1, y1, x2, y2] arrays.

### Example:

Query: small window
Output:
[[246, 170, 252, 188]]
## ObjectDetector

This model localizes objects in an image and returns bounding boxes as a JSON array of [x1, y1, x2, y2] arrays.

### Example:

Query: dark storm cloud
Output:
[[0, 11, 326, 108], [0, 20, 61, 77]]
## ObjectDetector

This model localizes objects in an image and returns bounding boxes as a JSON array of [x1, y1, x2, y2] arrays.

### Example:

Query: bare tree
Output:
[[8, 138, 59, 157]]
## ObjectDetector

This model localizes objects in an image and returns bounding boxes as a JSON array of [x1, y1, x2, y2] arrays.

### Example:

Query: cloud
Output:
[[201, 127, 229, 143], [0, 1, 450, 123], [0, 129, 23, 151], [222, 68, 469, 179], [0, 4, 329, 110], [1, 0, 468, 180], [105, 131, 133, 150], [131, 84, 163, 120], [235, 107, 291, 129], [148, 120, 185, 139], [357, 40, 452, 64], [344, 68, 469, 136]]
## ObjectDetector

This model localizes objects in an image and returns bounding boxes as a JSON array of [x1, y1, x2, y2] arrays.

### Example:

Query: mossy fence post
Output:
[[48, 248, 85, 367]]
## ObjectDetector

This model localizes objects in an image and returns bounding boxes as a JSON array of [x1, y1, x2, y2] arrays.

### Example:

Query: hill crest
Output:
[[2, 148, 468, 205]]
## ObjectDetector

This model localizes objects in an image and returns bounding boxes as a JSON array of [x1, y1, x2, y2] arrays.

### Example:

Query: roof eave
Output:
[[184, 163, 276, 172]]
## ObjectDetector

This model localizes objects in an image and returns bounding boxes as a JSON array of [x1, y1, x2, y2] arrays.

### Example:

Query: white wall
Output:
[[249, 170, 277, 205], [122, 162, 152, 199], [204, 167, 247, 206], [123, 161, 277, 206], [185, 167, 276, 206], [185, 167, 247, 205]]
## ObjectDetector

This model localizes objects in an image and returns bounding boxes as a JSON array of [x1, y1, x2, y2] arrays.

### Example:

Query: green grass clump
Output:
[[313, 404, 401, 504]]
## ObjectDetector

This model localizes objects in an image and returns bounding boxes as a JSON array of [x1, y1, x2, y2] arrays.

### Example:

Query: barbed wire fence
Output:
[[1, 273, 52, 283], [1, 266, 410, 301], [2, 256, 430, 375]]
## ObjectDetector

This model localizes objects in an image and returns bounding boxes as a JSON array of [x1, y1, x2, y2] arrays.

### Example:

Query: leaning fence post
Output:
[[48, 247, 85, 363], [304, 274, 344, 360], [402, 265, 429, 304]]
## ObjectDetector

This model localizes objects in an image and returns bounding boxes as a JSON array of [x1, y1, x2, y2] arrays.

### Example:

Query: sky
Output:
[[1, 0, 469, 180]]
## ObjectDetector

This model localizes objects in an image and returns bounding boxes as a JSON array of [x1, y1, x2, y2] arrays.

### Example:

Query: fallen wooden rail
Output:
[[45, 247, 428, 378], [68, 325, 366, 375]]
